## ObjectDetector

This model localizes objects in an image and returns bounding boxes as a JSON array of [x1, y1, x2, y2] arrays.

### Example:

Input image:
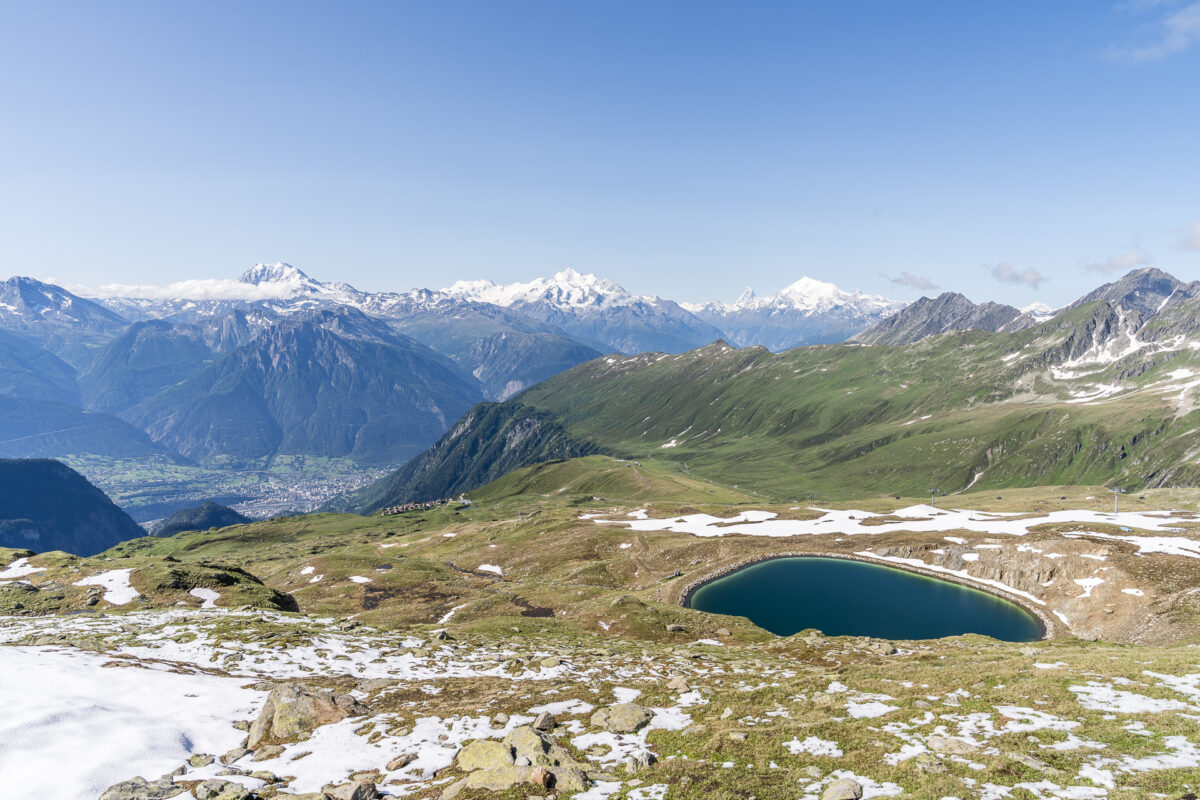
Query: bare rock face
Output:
[[248, 683, 366, 748]]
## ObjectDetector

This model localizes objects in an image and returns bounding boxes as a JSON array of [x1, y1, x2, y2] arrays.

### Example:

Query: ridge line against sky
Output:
[[1, 0, 1197, 307]]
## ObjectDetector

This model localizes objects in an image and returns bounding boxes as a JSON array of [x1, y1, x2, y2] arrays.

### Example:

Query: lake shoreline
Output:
[[677, 550, 1055, 641]]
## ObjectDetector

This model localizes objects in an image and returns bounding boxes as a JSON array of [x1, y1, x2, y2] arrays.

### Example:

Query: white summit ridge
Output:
[[441, 269, 645, 310]]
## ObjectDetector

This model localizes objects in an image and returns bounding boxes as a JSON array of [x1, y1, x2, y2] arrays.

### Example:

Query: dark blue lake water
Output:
[[686, 556, 1044, 641]]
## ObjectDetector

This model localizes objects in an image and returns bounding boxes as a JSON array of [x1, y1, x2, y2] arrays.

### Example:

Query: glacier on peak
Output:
[[441, 268, 643, 309], [683, 276, 902, 316]]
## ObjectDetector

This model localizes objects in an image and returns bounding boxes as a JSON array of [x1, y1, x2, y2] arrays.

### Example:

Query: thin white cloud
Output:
[[885, 271, 937, 290], [1181, 220, 1200, 250], [1109, 0, 1200, 60], [1083, 248, 1152, 274], [988, 263, 1046, 289], [62, 278, 304, 301]]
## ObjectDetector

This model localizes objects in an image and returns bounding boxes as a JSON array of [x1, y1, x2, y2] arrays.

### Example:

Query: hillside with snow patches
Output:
[[8, 484, 1200, 799]]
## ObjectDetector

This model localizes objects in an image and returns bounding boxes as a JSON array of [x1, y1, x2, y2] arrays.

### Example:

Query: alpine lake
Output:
[[686, 556, 1045, 642]]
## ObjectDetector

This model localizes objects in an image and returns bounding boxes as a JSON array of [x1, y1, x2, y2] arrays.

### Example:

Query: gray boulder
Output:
[[822, 778, 864, 800], [248, 683, 366, 747], [98, 777, 185, 800], [591, 703, 654, 733], [194, 779, 252, 800]]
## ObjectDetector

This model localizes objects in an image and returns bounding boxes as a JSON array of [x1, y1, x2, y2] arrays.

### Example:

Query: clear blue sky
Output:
[[1, 0, 1197, 306]]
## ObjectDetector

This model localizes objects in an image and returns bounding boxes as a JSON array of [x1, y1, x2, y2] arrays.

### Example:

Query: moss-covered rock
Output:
[[248, 683, 351, 747], [456, 739, 514, 771]]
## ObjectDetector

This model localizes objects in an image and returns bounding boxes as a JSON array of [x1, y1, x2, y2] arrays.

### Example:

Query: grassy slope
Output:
[[512, 318, 1200, 501]]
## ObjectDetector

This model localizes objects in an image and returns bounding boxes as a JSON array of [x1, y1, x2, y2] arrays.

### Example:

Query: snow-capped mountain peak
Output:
[[1020, 301, 1058, 322], [442, 269, 638, 309], [239, 263, 323, 293], [689, 276, 903, 316], [733, 287, 757, 306]]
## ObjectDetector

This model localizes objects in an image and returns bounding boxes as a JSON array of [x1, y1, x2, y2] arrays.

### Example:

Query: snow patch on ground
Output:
[[0, 557, 43, 580], [784, 735, 843, 757], [72, 569, 140, 605], [0, 647, 261, 800], [188, 587, 220, 608]]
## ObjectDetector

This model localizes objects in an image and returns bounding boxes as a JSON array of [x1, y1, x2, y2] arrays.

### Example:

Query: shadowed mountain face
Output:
[[77, 320, 217, 415], [0, 329, 80, 406], [153, 501, 252, 537], [323, 401, 600, 513], [0, 459, 145, 555], [851, 292, 1036, 345], [126, 319, 483, 467]]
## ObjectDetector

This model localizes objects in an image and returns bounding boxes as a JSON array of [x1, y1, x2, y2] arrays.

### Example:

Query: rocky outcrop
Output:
[[443, 725, 592, 799], [248, 683, 367, 748]]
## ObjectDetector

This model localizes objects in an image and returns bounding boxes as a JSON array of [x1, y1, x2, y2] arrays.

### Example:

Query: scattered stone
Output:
[[98, 777, 185, 800], [540, 656, 563, 668], [1007, 751, 1063, 776], [492, 712, 510, 726], [715, 627, 731, 637], [550, 765, 589, 792], [533, 711, 557, 731], [720, 707, 734, 719], [803, 766, 823, 778], [728, 731, 748, 742], [822, 778, 864, 800], [625, 750, 656, 773], [325, 780, 379, 800], [529, 766, 553, 787], [251, 744, 286, 761], [387, 753, 418, 771], [665, 624, 686, 632], [665, 675, 690, 692], [188, 753, 215, 768], [591, 703, 653, 733], [221, 747, 251, 765], [194, 779, 252, 800], [927, 735, 979, 755]]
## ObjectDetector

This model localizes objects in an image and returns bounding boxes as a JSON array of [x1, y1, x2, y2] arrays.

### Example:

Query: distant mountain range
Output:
[[335, 267, 1200, 510], [3, 259, 1090, 513], [684, 277, 906, 350]]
